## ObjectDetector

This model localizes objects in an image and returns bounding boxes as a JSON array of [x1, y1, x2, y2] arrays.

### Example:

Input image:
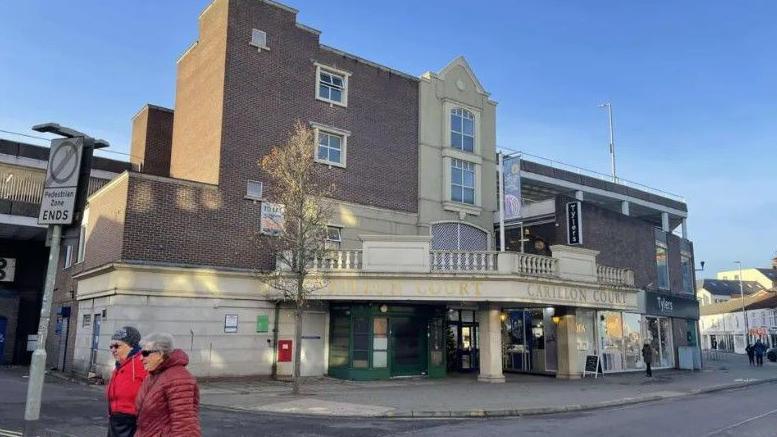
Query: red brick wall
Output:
[[219, 0, 419, 213], [131, 105, 174, 177], [83, 176, 129, 271], [169, 0, 228, 184], [120, 173, 271, 269]]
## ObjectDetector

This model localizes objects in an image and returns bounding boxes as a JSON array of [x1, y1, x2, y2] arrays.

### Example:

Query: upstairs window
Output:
[[317, 131, 343, 166], [450, 108, 475, 152], [246, 180, 263, 200], [316, 64, 349, 106], [325, 226, 342, 250], [451, 158, 475, 205]]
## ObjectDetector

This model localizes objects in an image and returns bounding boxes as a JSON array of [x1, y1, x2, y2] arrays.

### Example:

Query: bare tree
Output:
[[259, 121, 333, 394]]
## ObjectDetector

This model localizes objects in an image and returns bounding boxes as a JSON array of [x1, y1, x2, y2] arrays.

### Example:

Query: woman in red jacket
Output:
[[106, 326, 148, 437], [135, 333, 200, 437]]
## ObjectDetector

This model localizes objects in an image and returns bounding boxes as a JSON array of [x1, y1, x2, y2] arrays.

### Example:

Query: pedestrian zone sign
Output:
[[38, 137, 83, 225]]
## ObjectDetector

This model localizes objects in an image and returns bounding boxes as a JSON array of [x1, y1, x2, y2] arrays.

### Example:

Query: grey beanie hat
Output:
[[111, 326, 141, 348]]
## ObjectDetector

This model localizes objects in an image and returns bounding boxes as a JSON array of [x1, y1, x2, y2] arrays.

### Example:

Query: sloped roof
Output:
[[699, 279, 765, 296], [700, 291, 777, 316], [756, 268, 777, 282]]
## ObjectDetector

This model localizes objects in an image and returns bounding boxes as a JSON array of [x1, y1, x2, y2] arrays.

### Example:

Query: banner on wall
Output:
[[503, 156, 522, 221], [260, 202, 285, 236]]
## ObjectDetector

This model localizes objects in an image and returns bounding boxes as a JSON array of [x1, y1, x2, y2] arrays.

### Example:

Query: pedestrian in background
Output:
[[641, 342, 653, 377], [745, 343, 755, 366], [106, 326, 148, 437], [754, 339, 767, 367], [135, 333, 200, 437]]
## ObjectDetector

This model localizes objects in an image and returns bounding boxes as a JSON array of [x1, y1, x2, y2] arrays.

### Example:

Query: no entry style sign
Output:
[[38, 137, 83, 225]]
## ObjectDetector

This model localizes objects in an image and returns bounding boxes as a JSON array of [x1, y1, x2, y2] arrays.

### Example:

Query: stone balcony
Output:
[[301, 235, 634, 288]]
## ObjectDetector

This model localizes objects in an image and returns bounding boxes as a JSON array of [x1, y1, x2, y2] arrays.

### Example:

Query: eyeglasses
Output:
[[141, 350, 160, 357], [109, 344, 122, 350]]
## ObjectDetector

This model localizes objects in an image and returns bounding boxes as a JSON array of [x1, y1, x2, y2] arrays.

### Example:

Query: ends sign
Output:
[[38, 138, 83, 225]]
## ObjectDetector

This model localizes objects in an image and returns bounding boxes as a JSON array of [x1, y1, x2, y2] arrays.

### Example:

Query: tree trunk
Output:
[[292, 302, 304, 395]]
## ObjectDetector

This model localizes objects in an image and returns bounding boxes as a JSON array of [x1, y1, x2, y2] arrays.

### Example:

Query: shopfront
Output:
[[327, 303, 447, 380], [643, 291, 701, 369], [503, 307, 558, 374]]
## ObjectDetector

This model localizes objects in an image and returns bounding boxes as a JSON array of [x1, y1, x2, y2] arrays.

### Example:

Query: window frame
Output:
[[655, 230, 669, 291], [442, 100, 481, 155], [311, 122, 350, 168], [245, 180, 264, 201], [450, 108, 476, 153], [325, 225, 343, 250], [76, 208, 89, 264], [450, 158, 476, 206], [315, 63, 350, 107]]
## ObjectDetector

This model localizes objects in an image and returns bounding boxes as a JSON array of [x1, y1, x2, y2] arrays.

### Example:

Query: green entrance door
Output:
[[390, 317, 427, 376]]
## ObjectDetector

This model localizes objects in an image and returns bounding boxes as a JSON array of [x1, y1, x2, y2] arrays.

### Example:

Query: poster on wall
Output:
[[260, 202, 285, 236], [566, 201, 583, 245], [503, 156, 522, 221], [224, 314, 239, 333]]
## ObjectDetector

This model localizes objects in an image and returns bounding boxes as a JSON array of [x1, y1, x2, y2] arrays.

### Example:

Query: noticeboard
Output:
[[38, 137, 83, 225], [224, 314, 239, 333]]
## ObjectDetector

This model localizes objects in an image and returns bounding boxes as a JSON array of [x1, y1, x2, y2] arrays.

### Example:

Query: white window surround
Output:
[[76, 208, 89, 264], [325, 225, 343, 250], [315, 62, 350, 107], [311, 122, 350, 168], [245, 180, 264, 201], [442, 100, 481, 156], [442, 156, 481, 216], [64, 245, 73, 269], [249, 29, 270, 52]]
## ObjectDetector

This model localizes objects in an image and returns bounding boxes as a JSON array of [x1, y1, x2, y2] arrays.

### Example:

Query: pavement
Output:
[[190, 352, 777, 418]]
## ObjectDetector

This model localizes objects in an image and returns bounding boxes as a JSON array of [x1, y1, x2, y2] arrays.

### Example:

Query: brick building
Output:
[[47, 0, 699, 381]]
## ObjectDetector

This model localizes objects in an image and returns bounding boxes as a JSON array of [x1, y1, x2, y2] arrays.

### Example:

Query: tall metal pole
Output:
[[599, 102, 617, 183], [736, 261, 748, 346], [24, 224, 62, 436], [498, 152, 505, 252]]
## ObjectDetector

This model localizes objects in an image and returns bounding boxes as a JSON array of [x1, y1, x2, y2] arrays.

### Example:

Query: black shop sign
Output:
[[644, 291, 700, 320], [566, 201, 583, 245]]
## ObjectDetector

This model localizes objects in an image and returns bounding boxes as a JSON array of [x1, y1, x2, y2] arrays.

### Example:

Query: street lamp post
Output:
[[598, 102, 617, 183], [23, 123, 107, 437], [735, 261, 748, 347]]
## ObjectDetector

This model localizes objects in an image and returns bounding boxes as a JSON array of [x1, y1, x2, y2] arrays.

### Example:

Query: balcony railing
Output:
[[311, 250, 362, 271], [513, 253, 558, 277], [597, 264, 635, 286], [0, 164, 111, 206], [278, 240, 636, 289], [430, 251, 499, 273]]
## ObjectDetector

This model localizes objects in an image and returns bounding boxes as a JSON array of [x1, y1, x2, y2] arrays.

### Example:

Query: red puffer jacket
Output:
[[106, 350, 148, 415], [135, 349, 200, 437]]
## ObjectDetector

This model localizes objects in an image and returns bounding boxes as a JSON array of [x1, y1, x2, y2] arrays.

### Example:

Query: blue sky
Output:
[[1, 1, 775, 277]]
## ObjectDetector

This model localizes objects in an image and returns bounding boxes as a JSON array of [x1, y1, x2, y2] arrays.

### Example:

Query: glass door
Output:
[[645, 316, 674, 368]]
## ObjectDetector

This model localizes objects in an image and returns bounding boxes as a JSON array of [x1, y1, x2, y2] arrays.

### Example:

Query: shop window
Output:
[[352, 318, 370, 368], [373, 318, 388, 368], [686, 320, 698, 347], [598, 311, 624, 372], [329, 311, 350, 368], [622, 313, 644, 370]]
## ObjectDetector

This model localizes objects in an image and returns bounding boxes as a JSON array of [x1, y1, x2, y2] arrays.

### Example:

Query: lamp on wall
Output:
[[552, 316, 561, 324], [499, 312, 507, 322]]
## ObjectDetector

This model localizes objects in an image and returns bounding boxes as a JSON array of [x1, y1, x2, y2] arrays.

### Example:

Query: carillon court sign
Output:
[[38, 137, 83, 225]]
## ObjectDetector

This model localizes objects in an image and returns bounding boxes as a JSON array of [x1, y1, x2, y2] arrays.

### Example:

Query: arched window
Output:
[[450, 108, 475, 152], [431, 222, 488, 250]]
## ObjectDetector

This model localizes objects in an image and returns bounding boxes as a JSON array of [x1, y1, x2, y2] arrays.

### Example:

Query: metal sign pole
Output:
[[23, 223, 62, 436]]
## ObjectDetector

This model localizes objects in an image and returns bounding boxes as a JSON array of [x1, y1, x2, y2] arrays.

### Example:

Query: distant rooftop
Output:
[[699, 279, 765, 296]]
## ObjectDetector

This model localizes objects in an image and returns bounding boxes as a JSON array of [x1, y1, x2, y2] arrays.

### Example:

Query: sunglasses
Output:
[[141, 350, 160, 357], [109, 343, 122, 350]]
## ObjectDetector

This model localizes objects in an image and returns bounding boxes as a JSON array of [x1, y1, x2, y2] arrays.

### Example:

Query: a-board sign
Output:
[[583, 354, 600, 378]]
